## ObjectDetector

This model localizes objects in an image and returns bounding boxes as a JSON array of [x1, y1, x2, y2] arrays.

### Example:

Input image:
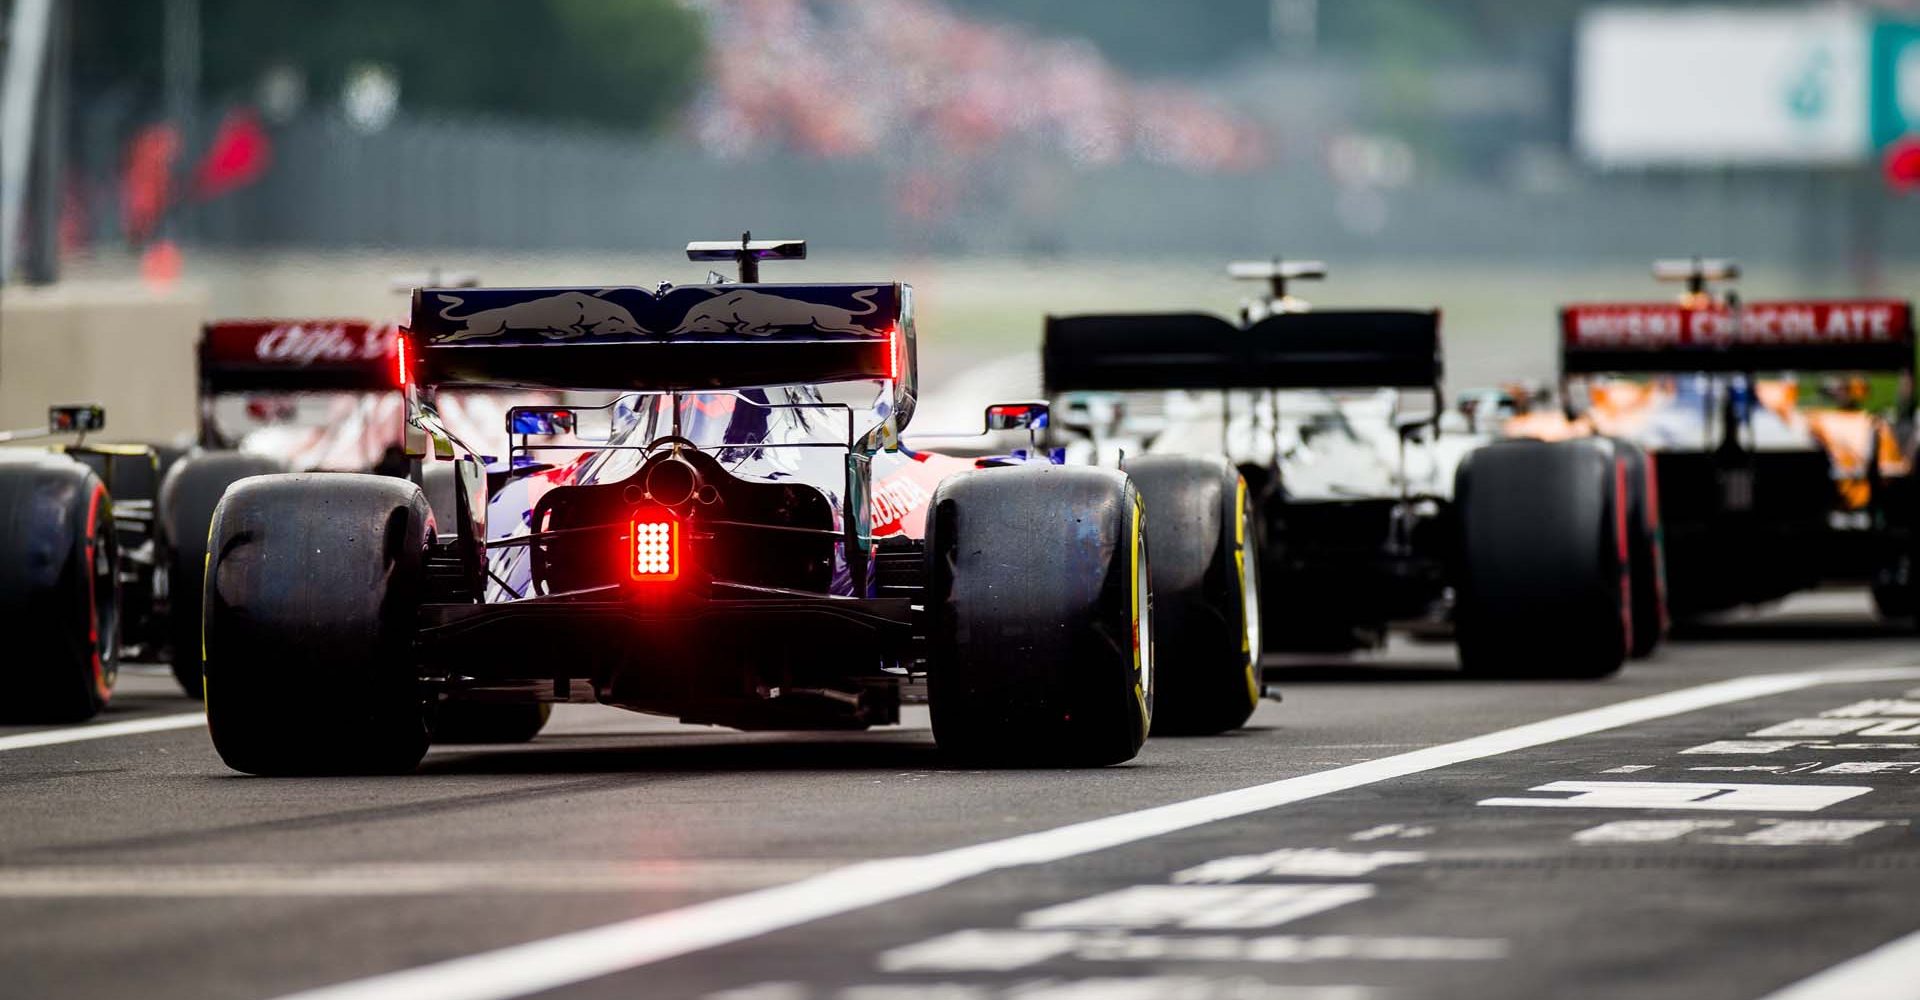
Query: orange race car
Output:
[[1499, 259, 1917, 621]]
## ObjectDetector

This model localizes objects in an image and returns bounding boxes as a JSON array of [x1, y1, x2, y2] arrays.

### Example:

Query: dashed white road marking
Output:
[[1572, 819, 1738, 844], [1346, 824, 1432, 842], [1020, 884, 1376, 931], [0, 711, 203, 752], [1701, 821, 1893, 847], [265, 659, 1920, 1000], [1760, 924, 1920, 999], [1479, 781, 1872, 812], [1752, 719, 1920, 738], [878, 929, 1507, 972], [1172, 849, 1424, 882], [1601, 764, 1657, 773]]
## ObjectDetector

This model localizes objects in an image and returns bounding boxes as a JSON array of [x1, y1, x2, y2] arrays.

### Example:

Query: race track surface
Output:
[[4, 592, 1919, 1000]]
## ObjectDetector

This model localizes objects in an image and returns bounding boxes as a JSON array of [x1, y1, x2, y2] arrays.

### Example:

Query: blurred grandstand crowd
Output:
[[689, 0, 1268, 174]]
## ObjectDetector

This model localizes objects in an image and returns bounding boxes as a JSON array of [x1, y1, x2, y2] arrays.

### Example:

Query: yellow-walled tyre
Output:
[[158, 451, 285, 697], [926, 464, 1152, 766], [204, 473, 431, 775], [1127, 455, 1259, 736]]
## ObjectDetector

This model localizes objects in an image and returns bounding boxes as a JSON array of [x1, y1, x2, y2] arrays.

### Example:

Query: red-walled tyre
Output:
[[0, 455, 120, 721]]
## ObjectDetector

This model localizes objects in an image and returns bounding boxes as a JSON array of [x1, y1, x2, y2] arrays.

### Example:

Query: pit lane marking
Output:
[[0, 711, 203, 752], [1478, 781, 1872, 812], [877, 929, 1508, 973], [265, 658, 1920, 1000]]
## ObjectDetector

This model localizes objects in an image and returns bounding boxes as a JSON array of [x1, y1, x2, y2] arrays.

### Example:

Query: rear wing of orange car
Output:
[[1043, 309, 1441, 393], [1560, 299, 1915, 375]]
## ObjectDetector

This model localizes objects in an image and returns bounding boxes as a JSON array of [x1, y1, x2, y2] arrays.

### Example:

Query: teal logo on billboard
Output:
[[1871, 19, 1920, 149], [1787, 47, 1834, 122]]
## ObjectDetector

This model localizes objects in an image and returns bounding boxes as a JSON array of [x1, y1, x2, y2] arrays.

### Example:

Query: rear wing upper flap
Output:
[[1560, 299, 1915, 374], [200, 319, 395, 392], [1043, 309, 1441, 392], [408, 283, 909, 392]]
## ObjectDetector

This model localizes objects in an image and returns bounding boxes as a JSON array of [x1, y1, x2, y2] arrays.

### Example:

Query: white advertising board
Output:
[[1576, 7, 1869, 166]]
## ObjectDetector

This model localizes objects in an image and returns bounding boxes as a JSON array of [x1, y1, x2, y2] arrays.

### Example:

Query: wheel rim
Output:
[[86, 487, 120, 699], [1236, 481, 1261, 700], [1133, 502, 1153, 719]]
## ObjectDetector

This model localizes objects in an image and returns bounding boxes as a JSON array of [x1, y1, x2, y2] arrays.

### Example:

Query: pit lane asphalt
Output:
[[2, 592, 1917, 1000]]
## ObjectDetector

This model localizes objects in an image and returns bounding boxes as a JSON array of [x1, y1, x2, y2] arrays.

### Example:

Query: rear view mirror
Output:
[[984, 402, 1049, 432], [49, 405, 105, 434], [509, 407, 577, 436], [507, 404, 613, 443]]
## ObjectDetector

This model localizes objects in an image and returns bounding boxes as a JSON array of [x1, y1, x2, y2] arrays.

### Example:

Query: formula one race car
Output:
[[1509, 258, 1916, 621], [200, 238, 1153, 774], [1043, 260, 1653, 678], [0, 406, 162, 721], [160, 312, 530, 696]]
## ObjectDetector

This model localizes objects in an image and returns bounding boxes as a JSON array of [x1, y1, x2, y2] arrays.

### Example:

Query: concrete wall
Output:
[[0, 280, 206, 444]]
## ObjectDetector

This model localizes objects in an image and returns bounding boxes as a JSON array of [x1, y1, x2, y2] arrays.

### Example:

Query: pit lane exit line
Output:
[[0, 711, 203, 752], [268, 655, 1920, 1000]]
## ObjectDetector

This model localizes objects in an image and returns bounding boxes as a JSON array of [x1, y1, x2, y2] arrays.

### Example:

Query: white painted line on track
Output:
[[0, 711, 203, 752], [1760, 925, 1920, 1000], [0, 860, 845, 898], [268, 657, 1920, 1000]]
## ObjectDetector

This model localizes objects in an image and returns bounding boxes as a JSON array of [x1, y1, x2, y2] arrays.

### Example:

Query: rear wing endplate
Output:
[[1560, 300, 1915, 375], [1043, 309, 1442, 392], [200, 320, 396, 393]]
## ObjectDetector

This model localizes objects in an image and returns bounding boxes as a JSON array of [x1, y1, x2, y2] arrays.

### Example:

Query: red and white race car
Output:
[[158, 316, 539, 695]]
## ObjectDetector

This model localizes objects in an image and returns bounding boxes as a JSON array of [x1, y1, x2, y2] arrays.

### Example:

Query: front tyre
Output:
[[204, 474, 431, 775], [927, 465, 1152, 766], [1126, 455, 1260, 736]]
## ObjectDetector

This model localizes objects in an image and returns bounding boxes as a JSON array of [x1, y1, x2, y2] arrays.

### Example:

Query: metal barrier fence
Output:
[[72, 110, 1920, 272]]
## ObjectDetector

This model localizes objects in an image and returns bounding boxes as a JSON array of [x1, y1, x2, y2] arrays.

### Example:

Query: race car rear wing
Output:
[[1043, 309, 1442, 392], [409, 283, 914, 397], [199, 320, 398, 393], [1560, 300, 1915, 375]]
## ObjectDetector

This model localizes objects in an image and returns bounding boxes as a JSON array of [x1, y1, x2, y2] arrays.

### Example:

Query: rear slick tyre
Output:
[[0, 456, 120, 722], [1612, 440, 1667, 658], [1454, 439, 1628, 679], [1126, 455, 1259, 736], [159, 451, 285, 697], [927, 465, 1152, 767], [204, 473, 431, 775]]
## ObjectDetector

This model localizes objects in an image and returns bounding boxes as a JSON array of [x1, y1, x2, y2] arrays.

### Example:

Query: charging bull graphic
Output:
[[668, 287, 883, 337], [435, 291, 648, 342]]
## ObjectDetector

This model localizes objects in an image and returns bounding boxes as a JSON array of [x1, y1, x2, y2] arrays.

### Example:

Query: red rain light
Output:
[[885, 323, 901, 381], [395, 330, 411, 388], [629, 515, 680, 581]]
